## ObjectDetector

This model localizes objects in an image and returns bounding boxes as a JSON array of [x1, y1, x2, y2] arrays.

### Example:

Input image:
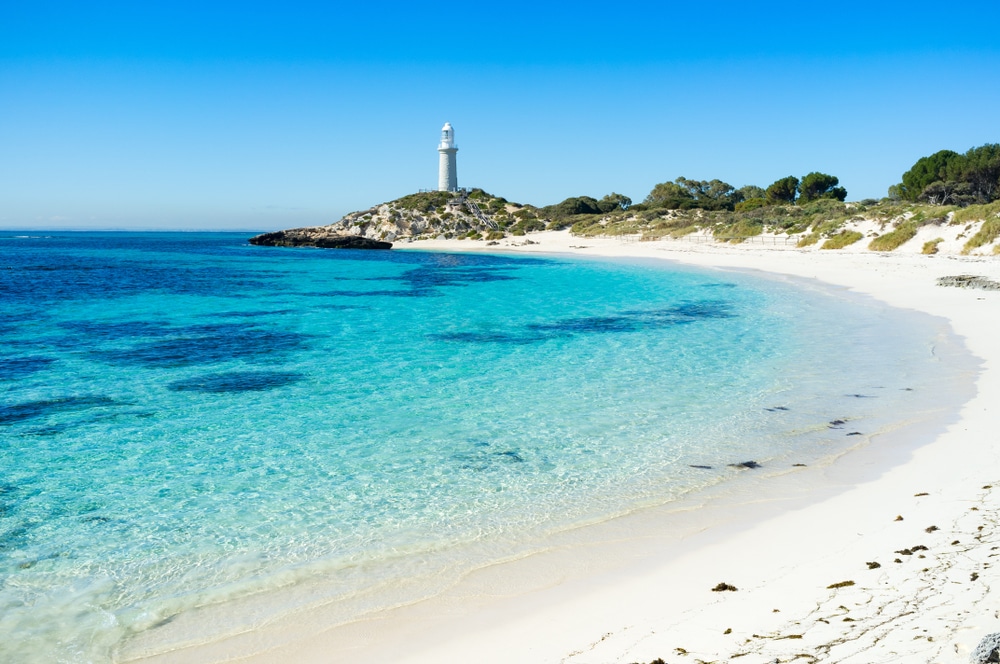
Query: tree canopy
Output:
[[799, 172, 847, 203], [894, 144, 1000, 205], [736, 185, 766, 201], [765, 176, 799, 204], [541, 192, 633, 218], [644, 180, 696, 209], [643, 177, 738, 210], [897, 150, 962, 201], [598, 192, 632, 212], [642, 171, 846, 211]]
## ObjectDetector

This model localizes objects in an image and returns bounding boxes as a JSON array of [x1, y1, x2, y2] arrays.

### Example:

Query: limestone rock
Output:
[[248, 231, 392, 250], [256, 189, 531, 245], [937, 275, 1000, 291], [971, 633, 1000, 663]]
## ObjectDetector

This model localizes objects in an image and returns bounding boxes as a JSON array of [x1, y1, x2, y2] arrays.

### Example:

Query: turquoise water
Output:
[[0, 233, 959, 662]]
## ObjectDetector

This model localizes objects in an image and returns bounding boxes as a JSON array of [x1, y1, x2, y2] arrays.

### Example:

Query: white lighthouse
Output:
[[437, 122, 458, 192]]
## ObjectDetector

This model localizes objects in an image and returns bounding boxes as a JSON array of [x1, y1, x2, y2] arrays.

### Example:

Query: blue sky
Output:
[[2, 1, 999, 230]]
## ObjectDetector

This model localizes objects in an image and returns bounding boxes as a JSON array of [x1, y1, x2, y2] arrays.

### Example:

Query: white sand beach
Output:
[[177, 232, 999, 664]]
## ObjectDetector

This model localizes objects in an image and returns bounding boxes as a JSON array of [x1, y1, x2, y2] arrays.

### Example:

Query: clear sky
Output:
[[2, 1, 999, 230]]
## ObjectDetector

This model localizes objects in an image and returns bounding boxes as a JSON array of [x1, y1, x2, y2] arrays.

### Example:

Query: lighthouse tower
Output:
[[437, 122, 458, 192]]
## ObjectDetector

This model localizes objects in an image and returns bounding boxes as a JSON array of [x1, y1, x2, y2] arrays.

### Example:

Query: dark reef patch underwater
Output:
[[168, 370, 304, 393]]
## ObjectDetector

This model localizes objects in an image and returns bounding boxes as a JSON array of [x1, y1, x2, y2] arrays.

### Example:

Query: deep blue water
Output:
[[0, 232, 957, 662]]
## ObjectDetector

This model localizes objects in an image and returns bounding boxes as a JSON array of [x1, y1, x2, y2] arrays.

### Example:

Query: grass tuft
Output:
[[820, 230, 863, 249], [869, 221, 919, 251], [922, 238, 944, 254], [962, 218, 1000, 254], [952, 201, 1000, 225]]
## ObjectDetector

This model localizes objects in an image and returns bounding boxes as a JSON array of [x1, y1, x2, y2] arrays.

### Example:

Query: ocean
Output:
[[0, 232, 963, 662]]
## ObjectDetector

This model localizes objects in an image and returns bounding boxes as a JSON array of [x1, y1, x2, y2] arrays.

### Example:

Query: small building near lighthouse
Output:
[[437, 122, 458, 192]]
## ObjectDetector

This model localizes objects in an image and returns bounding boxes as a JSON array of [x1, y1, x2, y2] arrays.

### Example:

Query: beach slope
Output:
[[215, 232, 1000, 664]]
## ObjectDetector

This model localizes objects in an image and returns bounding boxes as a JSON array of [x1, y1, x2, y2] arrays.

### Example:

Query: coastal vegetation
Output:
[[821, 230, 863, 249], [868, 220, 921, 252], [891, 144, 1000, 205], [963, 218, 1000, 254], [267, 142, 1000, 255], [922, 238, 944, 255]]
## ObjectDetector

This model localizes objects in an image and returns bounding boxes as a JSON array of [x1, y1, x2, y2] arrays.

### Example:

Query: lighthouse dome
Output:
[[438, 122, 456, 150]]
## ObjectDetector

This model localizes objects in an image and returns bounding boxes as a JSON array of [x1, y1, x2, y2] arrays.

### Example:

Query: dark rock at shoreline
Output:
[[937, 275, 1000, 291], [248, 230, 392, 250], [729, 460, 761, 469]]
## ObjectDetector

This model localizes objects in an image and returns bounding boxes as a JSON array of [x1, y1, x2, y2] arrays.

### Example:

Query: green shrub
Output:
[[735, 197, 769, 212], [670, 225, 699, 238], [512, 218, 545, 235], [797, 198, 846, 216], [545, 217, 574, 231], [571, 220, 603, 235], [821, 231, 864, 249], [869, 221, 920, 251], [797, 233, 819, 247], [718, 219, 764, 243], [962, 218, 1000, 254], [953, 201, 1000, 225], [396, 191, 453, 212], [922, 238, 944, 254], [810, 217, 850, 237]]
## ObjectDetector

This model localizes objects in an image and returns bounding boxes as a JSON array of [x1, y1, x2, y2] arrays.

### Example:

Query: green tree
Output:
[[765, 176, 799, 204], [644, 180, 696, 209], [799, 172, 847, 203], [597, 192, 632, 213], [736, 185, 766, 202], [898, 150, 962, 201], [703, 179, 737, 206], [919, 180, 974, 206], [545, 196, 602, 216], [955, 144, 1000, 203], [672, 177, 737, 210], [735, 197, 769, 212]]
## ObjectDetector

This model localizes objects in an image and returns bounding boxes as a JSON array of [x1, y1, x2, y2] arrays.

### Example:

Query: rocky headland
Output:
[[248, 230, 392, 250], [249, 188, 1000, 256], [248, 189, 537, 249]]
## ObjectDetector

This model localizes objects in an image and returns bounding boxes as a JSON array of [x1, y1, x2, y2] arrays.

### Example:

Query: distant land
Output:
[[250, 143, 1000, 256]]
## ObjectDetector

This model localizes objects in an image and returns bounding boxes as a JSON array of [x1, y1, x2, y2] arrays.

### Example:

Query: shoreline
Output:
[[140, 232, 999, 663]]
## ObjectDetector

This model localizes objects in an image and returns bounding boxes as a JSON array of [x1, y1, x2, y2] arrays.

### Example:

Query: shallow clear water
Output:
[[0, 232, 960, 662]]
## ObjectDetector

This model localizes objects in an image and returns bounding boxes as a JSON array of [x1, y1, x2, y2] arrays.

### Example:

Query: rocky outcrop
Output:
[[329, 190, 520, 242], [937, 275, 1000, 291], [250, 189, 543, 248], [971, 633, 1000, 663], [248, 231, 392, 250]]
